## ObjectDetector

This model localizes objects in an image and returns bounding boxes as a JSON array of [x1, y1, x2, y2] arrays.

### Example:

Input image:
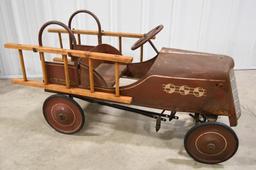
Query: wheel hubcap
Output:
[[195, 132, 227, 156], [58, 113, 66, 121], [184, 122, 239, 164], [51, 104, 76, 126], [207, 143, 216, 151]]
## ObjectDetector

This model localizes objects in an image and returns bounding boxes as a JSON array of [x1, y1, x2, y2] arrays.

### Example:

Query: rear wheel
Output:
[[184, 122, 238, 164], [43, 94, 85, 134]]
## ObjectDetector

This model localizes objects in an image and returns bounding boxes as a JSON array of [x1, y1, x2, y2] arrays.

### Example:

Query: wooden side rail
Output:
[[5, 43, 133, 104], [48, 28, 149, 38], [4, 43, 133, 63], [12, 79, 132, 104], [48, 28, 152, 62]]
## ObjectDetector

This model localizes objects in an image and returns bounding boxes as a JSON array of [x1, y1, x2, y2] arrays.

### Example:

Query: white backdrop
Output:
[[0, 0, 256, 78]]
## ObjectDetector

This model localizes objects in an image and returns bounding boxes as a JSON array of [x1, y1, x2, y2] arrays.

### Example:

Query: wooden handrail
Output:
[[48, 28, 152, 39], [4, 43, 133, 64]]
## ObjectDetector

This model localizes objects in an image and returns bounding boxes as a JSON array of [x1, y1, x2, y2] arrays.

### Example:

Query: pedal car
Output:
[[4, 9, 241, 164]]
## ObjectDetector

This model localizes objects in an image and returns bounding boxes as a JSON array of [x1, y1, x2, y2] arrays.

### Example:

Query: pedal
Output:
[[155, 116, 162, 132]]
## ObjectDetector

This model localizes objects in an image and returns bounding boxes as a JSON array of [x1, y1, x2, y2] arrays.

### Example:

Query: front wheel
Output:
[[43, 94, 85, 134], [184, 122, 239, 164]]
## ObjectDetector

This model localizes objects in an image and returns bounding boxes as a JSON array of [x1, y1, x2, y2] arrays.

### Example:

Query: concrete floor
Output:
[[0, 70, 256, 170]]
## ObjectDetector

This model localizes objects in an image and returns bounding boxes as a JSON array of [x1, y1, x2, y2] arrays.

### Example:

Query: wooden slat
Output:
[[118, 36, 122, 53], [48, 28, 150, 39], [45, 84, 131, 104], [68, 50, 132, 64], [77, 33, 81, 45], [58, 32, 63, 48], [18, 50, 27, 81], [140, 45, 144, 62], [115, 63, 120, 97], [4, 43, 133, 64], [62, 55, 70, 88], [88, 58, 94, 93], [12, 79, 44, 88], [39, 52, 48, 84], [12, 79, 132, 104]]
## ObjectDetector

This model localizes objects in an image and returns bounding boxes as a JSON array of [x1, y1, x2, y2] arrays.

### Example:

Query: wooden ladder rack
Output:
[[48, 28, 155, 62], [4, 43, 133, 104]]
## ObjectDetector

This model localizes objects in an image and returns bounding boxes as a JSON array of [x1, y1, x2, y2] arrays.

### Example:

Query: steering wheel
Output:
[[131, 25, 163, 50]]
